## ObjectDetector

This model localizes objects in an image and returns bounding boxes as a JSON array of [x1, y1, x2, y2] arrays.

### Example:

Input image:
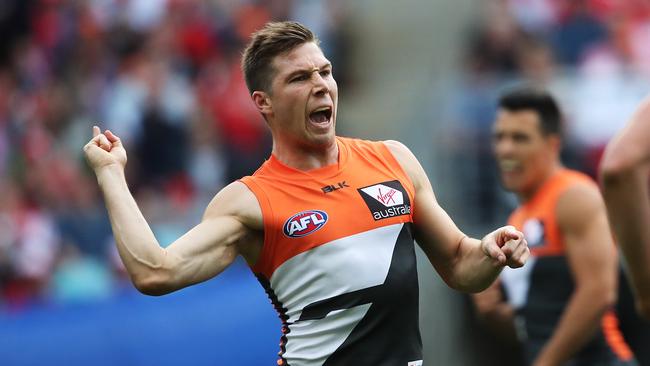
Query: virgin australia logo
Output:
[[358, 180, 411, 221], [360, 184, 404, 207]]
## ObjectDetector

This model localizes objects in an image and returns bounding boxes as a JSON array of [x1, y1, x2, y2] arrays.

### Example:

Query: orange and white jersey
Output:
[[240, 137, 423, 366], [501, 169, 633, 364]]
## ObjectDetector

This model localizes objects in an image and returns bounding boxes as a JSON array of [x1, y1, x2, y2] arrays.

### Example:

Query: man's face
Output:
[[492, 109, 558, 196], [262, 42, 338, 148]]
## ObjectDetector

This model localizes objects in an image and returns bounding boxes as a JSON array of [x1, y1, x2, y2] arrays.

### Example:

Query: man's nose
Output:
[[312, 73, 329, 95], [495, 138, 514, 156]]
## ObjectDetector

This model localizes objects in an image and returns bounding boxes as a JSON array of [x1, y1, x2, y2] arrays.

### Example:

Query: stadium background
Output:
[[0, 0, 649, 365]]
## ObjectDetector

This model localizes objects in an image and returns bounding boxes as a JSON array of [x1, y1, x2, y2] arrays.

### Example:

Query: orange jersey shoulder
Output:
[[508, 169, 596, 256]]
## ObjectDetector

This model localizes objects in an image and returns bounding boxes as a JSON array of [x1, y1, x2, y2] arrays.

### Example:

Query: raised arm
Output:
[[84, 127, 262, 296], [600, 96, 650, 319], [384, 140, 529, 293], [532, 184, 618, 366]]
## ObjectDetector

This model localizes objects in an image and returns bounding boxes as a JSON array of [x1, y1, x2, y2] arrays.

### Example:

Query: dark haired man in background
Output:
[[473, 87, 636, 366]]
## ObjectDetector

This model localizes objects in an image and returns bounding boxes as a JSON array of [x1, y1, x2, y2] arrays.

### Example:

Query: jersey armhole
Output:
[[378, 141, 417, 221], [238, 177, 275, 277]]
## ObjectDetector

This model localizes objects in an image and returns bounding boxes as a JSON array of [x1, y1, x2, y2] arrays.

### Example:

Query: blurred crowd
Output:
[[0, 0, 350, 311], [3, 0, 648, 315], [439, 0, 650, 229]]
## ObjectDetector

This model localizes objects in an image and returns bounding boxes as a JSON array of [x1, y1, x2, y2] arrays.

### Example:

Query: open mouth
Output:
[[309, 106, 333, 124], [498, 159, 520, 172]]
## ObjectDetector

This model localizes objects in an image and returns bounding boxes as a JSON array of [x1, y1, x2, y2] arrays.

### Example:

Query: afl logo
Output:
[[283, 210, 328, 238]]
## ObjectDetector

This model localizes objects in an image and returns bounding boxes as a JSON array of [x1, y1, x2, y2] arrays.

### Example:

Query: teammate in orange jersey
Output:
[[83, 21, 528, 365], [600, 95, 650, 321], [472, 87, 636, 366]]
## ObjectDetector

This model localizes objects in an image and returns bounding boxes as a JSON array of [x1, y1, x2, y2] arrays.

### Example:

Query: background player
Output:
[[472, 87, 635, 366]]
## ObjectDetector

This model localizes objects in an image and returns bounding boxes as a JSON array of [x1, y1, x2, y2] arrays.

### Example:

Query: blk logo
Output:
[[321, 181, 350, 194], [283, 210, 329, 238]]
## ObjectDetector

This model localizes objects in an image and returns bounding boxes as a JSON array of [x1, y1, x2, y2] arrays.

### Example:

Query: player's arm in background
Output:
[[84, 127, 262, 296], [532, 184, 618, 366], [471, 279, 520, 345], [384, 140, 529, 293], [600, 95, 650, 320]]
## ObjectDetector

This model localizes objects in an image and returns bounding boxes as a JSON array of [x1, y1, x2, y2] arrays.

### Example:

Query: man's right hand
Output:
[[83, 126, 127, 172]]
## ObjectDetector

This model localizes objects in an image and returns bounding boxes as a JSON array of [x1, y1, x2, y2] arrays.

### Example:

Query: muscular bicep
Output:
[[558, 184, 617, 291], [160, 182, 262, 292], [383, 140, 465, 277], [164, 216, 245, 287]]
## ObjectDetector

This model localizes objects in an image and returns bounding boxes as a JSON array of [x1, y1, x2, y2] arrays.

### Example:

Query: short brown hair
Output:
[[242, 21, 319, 94]]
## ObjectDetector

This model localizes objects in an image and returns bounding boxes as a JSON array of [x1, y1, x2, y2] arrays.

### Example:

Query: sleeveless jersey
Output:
[[240, 137, 423, 366], [500, 169, 633, 365]]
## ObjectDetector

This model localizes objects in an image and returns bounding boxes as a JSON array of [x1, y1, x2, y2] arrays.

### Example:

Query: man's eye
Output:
[[291, 75, 308, 82], [320, 69, 331, 77], [513, 134, 529, 143]]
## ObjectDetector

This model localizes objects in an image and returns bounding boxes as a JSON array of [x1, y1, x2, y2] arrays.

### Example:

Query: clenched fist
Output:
[[83, 126, 127, 172], [481, 225, 529, 268]]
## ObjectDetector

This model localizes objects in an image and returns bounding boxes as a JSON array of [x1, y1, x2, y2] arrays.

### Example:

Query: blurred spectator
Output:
[[465, 0, 526, 76], [49, 243, 113, 304], [551, 0, 609, 65], [0, 0, 351, 311]]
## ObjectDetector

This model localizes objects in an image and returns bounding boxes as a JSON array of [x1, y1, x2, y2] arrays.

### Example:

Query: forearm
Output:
[[602, 167, 650, 316], [534, 287, 612, 365], [96, 165, 166, 283], [452, 237, 503, 293]]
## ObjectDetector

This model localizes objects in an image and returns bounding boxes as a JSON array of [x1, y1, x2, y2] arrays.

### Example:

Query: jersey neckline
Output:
[[266, 137, 350, 180]]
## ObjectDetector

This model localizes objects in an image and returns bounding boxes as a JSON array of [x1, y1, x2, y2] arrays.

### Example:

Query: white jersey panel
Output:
[[269, 223, 403, 323], [501, 256, 537, 309], [283, 304, 372, 366]]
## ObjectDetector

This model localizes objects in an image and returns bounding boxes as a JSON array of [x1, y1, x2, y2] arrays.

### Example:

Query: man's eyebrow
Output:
[[284, 63, 332, 81]]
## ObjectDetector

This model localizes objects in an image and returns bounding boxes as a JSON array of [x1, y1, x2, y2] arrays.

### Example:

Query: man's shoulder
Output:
[[380, 140, 416, 167], [555, 175, 605, 230], [559, 169, 596, 185], [204, 181, 263, 230], [337, 135, 383, 149], [339, 136, 412, 164], [536, 169, 597, 203], [553, 170, 599, 204]]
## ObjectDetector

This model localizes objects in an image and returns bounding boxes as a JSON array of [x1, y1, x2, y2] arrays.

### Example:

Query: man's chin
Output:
[[500, 179, 519, 193]]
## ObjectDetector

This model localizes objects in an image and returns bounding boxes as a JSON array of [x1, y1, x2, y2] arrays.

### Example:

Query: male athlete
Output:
[[84, 21, 528, 365], [473, 87, 635, 366], [600, 95, 650, 320]]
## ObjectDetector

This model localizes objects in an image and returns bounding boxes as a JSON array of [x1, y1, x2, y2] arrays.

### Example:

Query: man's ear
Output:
[[547, 134, 562, 154], [252, 91, 272, 116]]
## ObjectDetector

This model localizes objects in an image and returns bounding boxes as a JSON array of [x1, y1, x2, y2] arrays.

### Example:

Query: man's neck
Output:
[[272, 138, 339, 171], [518, 163, 563, 203]]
